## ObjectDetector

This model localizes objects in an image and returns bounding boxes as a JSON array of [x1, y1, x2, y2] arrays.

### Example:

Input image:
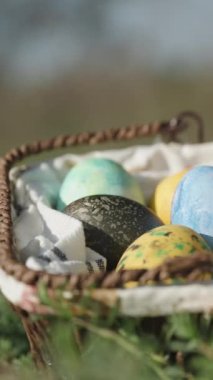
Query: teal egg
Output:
[[57, 158, 145, 210]]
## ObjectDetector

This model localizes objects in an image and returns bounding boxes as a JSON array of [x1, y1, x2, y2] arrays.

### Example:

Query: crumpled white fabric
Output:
[[11, 141, 213, 275]]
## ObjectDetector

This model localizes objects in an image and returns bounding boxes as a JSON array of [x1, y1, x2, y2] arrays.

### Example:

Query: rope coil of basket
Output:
[[0, 111, 212, 365]]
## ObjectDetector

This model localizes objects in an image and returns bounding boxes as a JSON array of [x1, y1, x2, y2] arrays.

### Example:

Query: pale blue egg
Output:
[[57, 158, 145, 210], [171, 165, 213, 248]]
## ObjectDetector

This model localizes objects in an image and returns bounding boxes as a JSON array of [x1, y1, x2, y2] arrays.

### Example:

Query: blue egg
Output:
[[171, 165, 213, 248], [57, 158, 145, 210]]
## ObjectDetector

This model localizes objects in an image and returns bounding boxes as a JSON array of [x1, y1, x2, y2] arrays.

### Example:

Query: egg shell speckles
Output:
[[171, 166, 213, 248], [57, 157, 145, 210], [116, 225, 211, 271], [64, 195, 163, 270]]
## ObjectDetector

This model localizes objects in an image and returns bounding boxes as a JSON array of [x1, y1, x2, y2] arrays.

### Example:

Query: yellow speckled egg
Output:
[[116, 225, 211, 271], [149, 169, 189, 224]]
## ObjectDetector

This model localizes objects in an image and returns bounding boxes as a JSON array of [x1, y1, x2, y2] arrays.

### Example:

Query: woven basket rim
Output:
[[0, 110, 209, 292]]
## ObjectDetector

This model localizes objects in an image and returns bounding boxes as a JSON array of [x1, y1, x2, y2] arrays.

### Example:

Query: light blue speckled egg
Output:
[[57, 158, 145, 210], [171, 165, 213, 248]]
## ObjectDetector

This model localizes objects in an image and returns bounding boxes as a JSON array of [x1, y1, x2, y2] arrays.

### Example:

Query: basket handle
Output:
[[2, 110, 205, 169]]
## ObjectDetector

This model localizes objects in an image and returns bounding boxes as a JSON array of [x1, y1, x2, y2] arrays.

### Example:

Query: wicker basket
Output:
[[0, 110, 212, 366]]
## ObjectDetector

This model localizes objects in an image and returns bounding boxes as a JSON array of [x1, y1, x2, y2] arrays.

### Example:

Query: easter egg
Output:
[[116, 225, 210, 271], [149, 168, 189, 224], [57, 158, 145, 210], [171, 166, 213, 248], [64, 195, 163, 270]]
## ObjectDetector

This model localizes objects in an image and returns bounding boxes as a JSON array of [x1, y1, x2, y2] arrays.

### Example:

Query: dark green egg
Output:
[[64, 195, 163, 270]]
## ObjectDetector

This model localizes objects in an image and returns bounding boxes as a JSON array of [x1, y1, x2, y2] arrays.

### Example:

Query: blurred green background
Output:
[[0, 1, 212, 154]]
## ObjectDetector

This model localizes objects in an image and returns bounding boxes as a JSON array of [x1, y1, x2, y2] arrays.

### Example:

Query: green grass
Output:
[[2, 292, 213, 379]]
